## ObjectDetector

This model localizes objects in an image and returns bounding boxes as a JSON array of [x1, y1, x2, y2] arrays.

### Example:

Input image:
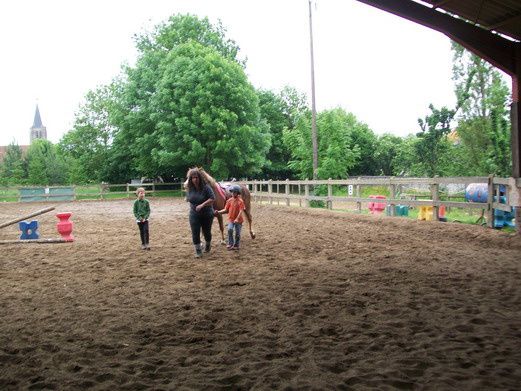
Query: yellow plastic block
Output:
[[418, 206, 433, 221]]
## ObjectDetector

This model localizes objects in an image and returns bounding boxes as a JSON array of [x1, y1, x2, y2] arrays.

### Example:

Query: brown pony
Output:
[[184, 168, 255, 243]]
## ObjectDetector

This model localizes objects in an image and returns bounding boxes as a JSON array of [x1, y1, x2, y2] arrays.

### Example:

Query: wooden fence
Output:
[[0, 182, 185, 202], [240, 176, 521, 229], [1, 176, 519, 230]]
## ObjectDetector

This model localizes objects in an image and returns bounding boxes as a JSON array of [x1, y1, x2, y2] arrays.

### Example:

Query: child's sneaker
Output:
[[232, 245, 240, 251], [141, 244, 146, 250], [204, 242, 211, 253], [226, 244, 233, 250]]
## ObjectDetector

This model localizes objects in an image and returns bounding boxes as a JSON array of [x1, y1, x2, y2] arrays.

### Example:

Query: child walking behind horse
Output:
[[133, 187, 151, 250], [215, 185, 245, 250]]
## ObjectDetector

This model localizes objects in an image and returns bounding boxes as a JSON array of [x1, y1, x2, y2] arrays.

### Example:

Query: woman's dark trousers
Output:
[[189, 213, 213, 245]]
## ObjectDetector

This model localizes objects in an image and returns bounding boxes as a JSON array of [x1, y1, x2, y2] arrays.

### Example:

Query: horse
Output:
[[184, 168, 255, 243]]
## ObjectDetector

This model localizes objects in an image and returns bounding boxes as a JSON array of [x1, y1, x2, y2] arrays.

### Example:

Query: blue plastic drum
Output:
[[465, 183, 488, 203]]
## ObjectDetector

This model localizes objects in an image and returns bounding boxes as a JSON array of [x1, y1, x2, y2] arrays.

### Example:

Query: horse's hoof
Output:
[[250, 232, 256, 239], [220, 240, 227, 245]]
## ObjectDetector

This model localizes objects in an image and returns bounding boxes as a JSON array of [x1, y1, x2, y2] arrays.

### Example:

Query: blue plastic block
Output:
[[19, 220, 39, 240]]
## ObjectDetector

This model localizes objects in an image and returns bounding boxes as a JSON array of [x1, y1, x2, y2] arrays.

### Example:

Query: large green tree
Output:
[[25, 140, 68, 185], [283, 108, 361, 179], [257, 86, 309, 179], [451, 43, 511, 176], [148, 42, 270, 178], [59, 83, 121, 183], [113, 14, 269, 179], [135, 14, 242, 65]]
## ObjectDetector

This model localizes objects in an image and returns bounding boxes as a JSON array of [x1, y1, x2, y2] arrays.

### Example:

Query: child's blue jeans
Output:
[[227, 222, 242, 247]]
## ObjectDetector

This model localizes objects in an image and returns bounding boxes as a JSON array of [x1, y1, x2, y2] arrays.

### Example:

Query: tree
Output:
[[283, 108, 361, 179], [135, 14, 243, 65], [257, 87, 309, 179], [416, 104, 455, 177], [0, 142, 26, 185], [148, 42, 270, 178], [279, 86, 309, 130], [451, 43, 511, 175], [392, 135, 424, 176], [112, 14, 269, 179], [25, 140, 68, 185], [59, 83, 121, 183], [373, 134, 404, 176], [347, 122, 377, 176]]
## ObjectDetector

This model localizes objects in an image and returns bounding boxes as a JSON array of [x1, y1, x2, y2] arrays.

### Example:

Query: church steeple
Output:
[[33, 105, 43, 128], [30, 104, 47, 143]]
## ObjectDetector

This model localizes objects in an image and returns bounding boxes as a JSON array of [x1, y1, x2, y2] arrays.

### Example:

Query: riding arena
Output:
[[1, 197, 520, 389]]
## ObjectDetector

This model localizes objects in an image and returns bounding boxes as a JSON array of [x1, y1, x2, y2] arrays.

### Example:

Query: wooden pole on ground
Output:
[[0, 238, 69, 244], [0, 206, 56, 229]]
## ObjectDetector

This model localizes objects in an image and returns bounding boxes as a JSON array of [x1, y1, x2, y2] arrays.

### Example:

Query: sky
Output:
[[0, 0, 458, 146]]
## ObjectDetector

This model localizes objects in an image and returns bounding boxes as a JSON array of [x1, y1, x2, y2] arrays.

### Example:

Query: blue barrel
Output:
[[465, 183, 488, 203], [465, 184, 507, 203]]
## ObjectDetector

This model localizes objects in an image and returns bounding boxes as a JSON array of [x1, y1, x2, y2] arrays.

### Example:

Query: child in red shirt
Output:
[[215, 185, 245, 250]]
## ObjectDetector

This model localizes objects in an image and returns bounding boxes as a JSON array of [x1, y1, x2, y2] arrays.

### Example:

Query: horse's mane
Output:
[[199, 168, 218, 188]]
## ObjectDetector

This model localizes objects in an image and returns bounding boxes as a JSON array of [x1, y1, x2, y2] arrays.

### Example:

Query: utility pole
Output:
[[308, 0, 318, 180]]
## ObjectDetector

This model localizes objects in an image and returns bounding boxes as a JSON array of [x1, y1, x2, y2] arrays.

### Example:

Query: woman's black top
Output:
[[186, 184, 215, 217]]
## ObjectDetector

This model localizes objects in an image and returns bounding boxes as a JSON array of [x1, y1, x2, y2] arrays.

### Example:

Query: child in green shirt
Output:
[[133, 187, 151, 250]]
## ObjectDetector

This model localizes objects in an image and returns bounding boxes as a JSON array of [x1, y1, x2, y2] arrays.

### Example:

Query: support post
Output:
[[356, 178, 361, 213], [511, 59, 521, 234], [285, 179, 290, 206], [389, 180, 396, 217], [327, 179, 333, 210], [487, 175, 495, 228], [304, 181, 310, 208], [430, 181, 440, 221]]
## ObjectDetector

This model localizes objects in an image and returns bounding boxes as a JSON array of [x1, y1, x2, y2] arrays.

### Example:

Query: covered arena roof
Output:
[[354, 0, 521, 76], [422, 0, 521, 43], [355, 0, 521, 185]]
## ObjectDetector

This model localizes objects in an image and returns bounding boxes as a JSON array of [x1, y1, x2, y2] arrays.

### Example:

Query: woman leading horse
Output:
[[184, 168, 255, 244]]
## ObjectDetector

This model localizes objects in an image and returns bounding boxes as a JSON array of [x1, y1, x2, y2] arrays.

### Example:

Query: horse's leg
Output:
[[217, 214, 226, 244], [244, 208, 255, 239]]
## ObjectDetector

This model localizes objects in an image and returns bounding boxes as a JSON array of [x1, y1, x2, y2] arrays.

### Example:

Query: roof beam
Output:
[[431, 1, 453, 9], [486, 13, 521, 31], [355, 0, 518, 76]]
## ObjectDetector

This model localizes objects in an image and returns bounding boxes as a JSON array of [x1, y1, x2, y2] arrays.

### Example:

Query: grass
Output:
[[0, 187, 19, 202], [0, 185, 185, 202]]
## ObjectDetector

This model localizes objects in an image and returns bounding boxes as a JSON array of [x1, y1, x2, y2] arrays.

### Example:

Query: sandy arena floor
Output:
[[1, 198, 520, 390]]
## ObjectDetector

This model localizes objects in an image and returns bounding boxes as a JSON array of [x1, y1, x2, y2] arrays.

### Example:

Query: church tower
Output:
[[30, 105, 47, 143]]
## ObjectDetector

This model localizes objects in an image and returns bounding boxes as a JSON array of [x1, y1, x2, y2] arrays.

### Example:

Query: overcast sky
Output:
[[0, 0, 458, 146]]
